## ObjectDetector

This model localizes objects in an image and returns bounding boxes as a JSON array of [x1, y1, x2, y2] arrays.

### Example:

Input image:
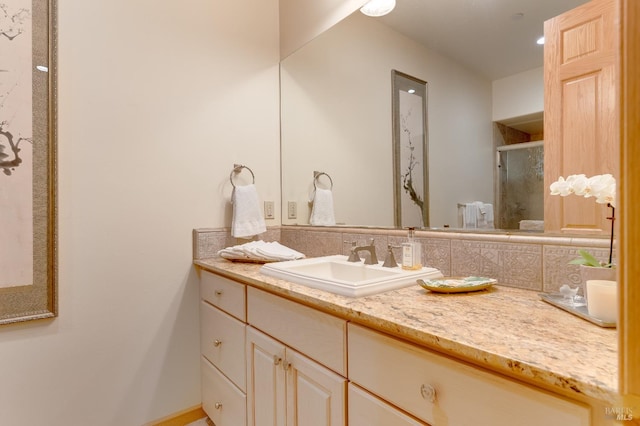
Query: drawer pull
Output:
[[420, 384, 437, 403], [273, 355, 282, 366], [215, 290, 223, 296], [214, 402, 223, 410], [213, 339, 222, 347]]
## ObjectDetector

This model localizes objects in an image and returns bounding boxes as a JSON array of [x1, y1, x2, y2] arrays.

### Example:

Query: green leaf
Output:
[[568, 249, 605, 267]]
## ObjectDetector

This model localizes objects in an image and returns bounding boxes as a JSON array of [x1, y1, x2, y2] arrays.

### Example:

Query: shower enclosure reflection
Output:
[[497, 141, 544, 230]]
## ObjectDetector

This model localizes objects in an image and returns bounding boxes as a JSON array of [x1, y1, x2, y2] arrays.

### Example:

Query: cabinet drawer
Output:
[[348, 383, 427, 426], [201, 356, 246, 426], [201, 301, 246, 391], [348, 324, 590, 426], [247, 287, 347, 376], [201, 270, 246, 321]]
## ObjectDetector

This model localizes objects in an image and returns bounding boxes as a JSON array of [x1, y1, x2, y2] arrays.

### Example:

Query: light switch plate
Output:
[[264, 201, 274, 219], [288, 201, 297, 219]]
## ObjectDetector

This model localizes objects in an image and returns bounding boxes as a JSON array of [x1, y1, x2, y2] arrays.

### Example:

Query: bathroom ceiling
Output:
[[377, 0, 588, 80]]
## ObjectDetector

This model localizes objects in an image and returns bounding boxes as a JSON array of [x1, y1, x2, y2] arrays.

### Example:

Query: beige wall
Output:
[[279, 0, 366, 58], [0, 0, 280, 424], [492, 67, 544, 122]]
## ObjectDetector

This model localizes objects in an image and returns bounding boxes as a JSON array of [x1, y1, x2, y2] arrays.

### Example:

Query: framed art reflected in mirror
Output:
[[0, 0, 57, 324], [392, 70, 428, 229]]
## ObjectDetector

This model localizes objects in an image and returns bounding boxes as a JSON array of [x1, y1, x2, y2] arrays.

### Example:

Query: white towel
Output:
[[309, 188, 336, 226], [231, 184, 267, 238], [218, 240, 305, 262], [461, 202, 494, 229], [462, 202, 479, 229], [477, 202, 494, 229]]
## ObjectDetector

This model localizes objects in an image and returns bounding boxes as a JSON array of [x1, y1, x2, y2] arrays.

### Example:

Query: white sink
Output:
[[260, 255, 443, 297]]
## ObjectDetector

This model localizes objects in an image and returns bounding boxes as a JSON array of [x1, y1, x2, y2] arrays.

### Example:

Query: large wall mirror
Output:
[[0, 0, 57, 324], [280, 0, 587, 231]]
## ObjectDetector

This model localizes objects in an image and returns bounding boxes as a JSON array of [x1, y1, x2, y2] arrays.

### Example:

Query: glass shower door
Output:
[[497, 141, 544, 230]]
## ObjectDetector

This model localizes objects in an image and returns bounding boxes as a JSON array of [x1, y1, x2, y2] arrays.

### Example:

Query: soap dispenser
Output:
[[402, 227, 422, 270]]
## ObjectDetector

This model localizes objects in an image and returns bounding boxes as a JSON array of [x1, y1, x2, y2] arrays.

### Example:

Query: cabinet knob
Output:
[[420, 384, 437, 403], [283, 360, 291, 371], [273, 355, 282, 366], [214, 290, 223, 296], [214, 402, 223, 410], [213, 339, 222, 347]]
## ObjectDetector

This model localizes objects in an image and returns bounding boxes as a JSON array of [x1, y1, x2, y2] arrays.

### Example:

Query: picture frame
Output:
[[392, 70, 429, 228], [0, 0, 57, 325]]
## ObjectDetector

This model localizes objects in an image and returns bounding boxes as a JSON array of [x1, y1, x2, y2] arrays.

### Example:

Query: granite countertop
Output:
[[194, 257, 618, 403]]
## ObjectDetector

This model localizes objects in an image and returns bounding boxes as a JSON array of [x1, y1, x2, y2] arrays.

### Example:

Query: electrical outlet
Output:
[[288, 201, 297, 219], [264, 201, 274, 219]]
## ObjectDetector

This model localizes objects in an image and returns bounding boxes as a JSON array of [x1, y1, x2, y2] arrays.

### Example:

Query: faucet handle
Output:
[[383, 244, 400, 268], [344, 241, 361, 262]]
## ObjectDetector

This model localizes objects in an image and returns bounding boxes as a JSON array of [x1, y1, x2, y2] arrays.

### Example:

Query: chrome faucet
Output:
[[348, 239, 379, 265]]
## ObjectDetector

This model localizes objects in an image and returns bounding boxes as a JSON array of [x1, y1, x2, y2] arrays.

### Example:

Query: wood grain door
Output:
[[543, 0, 619, 234]]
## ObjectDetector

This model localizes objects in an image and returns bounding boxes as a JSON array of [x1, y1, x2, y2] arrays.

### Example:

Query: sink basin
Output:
[[260, 255, 443, 297]]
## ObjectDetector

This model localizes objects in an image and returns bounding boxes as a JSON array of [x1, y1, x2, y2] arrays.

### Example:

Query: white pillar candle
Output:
[[586, 280, 618, 323]]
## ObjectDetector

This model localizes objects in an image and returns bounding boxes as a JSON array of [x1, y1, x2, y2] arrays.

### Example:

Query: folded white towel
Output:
[[309, 188, 336, 226], [255, 241, 305, 261], [218, 240, 305, 262], [231, 184, 267, 238]]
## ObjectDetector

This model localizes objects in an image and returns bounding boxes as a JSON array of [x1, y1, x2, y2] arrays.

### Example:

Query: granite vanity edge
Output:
[[193, 258, 618, 404]]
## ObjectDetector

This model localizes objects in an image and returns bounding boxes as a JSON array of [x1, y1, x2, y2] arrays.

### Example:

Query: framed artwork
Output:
[[0, 0, 57, 324], [392, 70, 428, 228]]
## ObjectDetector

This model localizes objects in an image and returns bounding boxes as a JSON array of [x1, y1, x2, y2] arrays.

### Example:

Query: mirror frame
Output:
[[0, 0, 57, 325], [392, 70, 429, 228]]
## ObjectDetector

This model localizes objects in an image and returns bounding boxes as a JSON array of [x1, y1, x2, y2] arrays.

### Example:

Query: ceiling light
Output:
[[360, 0, 396, 17], [408, 89, 416, 94], [537, 36, 545, 45]]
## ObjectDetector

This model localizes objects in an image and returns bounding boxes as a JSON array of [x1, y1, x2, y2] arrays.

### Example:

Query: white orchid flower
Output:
[[549, 173, 616, 208], [567, 174, 589, 196], [589, 174, 616, 207], [549, 176, 572, 196]]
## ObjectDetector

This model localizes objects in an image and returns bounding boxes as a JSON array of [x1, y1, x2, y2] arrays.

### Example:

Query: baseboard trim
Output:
[[144, 404, 207, 426]]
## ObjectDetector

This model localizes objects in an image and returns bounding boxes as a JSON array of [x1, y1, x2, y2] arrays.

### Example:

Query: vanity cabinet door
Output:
[[246, 326, 346, 426], [543, 0, 618, 234], [285, 347, 346, 426], [246, 326, 287, 426]]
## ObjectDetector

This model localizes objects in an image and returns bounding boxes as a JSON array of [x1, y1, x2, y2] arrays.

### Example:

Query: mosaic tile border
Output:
[[193, 226, 614, 291]]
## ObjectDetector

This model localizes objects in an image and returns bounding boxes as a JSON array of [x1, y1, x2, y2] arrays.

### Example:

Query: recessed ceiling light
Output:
[[537, 36, 545, 45], [360, 0, 396, 17], [408, 89, 416, 94]]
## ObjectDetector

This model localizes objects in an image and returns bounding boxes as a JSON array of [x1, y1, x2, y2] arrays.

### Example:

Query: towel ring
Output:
[[230, 164, 255, 188], [313, 171, 333, 190]]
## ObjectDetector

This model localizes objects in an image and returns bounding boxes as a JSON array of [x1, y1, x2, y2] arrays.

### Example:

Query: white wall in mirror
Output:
[[281, 11, 494, 228], [492, 67, 544, 122], [279, 0, 367, 59]]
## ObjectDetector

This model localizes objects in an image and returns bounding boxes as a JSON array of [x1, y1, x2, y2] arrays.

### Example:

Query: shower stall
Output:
[[496, 141, 544, 230]]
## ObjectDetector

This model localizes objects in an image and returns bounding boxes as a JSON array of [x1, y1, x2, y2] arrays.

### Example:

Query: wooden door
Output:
[[246, 326, 287, 426], [286, 348, 346, 426], [543, 0, 619, 234]]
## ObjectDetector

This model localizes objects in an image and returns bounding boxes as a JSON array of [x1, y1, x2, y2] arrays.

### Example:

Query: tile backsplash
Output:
[[193, 226, 614, 293]]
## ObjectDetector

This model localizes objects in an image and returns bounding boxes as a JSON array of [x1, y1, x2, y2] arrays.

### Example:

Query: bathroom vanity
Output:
[[195, 257, 618, 426]]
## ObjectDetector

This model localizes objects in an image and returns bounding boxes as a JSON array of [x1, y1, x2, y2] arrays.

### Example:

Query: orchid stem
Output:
[[607, 203, 615, 266]]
